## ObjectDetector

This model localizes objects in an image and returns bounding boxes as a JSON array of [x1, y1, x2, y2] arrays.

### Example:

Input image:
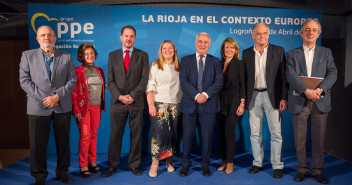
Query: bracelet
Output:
[[240, 101, 245, 104], [148, 102, 154, 105]]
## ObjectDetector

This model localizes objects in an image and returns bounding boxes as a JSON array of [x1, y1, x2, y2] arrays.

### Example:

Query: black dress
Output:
[[219, 58, 246, 162]]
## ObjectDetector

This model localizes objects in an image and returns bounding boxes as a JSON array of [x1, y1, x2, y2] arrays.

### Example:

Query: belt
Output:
[[254, 88, 267, 92]]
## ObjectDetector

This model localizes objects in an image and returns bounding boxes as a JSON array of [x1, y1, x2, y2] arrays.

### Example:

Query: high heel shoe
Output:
[[149, 165, 158, 177], [225, 163, 234, 175], [80, 168, 91, 178], [217, 160, 226, 171], [88, 163, 100, 173], [166, 158, 174, 172]]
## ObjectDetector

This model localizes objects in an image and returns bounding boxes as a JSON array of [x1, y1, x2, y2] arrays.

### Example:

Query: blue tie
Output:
[[198, 55, 204, 92], [44, 55, 53, 80]]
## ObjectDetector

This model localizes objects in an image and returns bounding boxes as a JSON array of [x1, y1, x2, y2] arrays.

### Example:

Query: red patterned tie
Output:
[[124, 50, 130, 73]]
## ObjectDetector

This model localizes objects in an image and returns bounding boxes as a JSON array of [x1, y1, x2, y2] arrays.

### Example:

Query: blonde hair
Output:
[[220, 38, 241, 60], [153, 40, 179, 71]]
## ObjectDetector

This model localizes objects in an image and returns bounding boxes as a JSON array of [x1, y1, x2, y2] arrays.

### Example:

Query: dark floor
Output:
[[0, 151, 351, 185]]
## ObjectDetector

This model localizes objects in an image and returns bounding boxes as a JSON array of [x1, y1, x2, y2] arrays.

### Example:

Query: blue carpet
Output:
[[0, 151, 351, 185]]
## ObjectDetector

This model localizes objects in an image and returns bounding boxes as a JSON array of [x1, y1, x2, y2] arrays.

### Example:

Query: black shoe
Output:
[[202, 166, 211, 176], [56, 174, 73, 184], [249, 165, 263, 174], [131, 168, 142, 176], [102, 167, 117, 177], [313, 174, 328, 184], [80, 169, 90, 178], [35, 178, 46, 185], [88, 164, 100, 173], [179, 166, 189, 177], [273, 169, 283, 179], [294, 172, 307, 182]]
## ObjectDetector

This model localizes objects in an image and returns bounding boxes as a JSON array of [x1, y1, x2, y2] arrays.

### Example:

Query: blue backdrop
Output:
[[27, 4, 321, 154]]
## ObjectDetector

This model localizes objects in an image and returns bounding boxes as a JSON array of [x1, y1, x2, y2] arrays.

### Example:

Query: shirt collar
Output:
[[123, 47, 134, 54], [253, 43, 269, 53], [303, 45, 315, 52], [196, 52, 207, 60], [41, 49, 55, 59]]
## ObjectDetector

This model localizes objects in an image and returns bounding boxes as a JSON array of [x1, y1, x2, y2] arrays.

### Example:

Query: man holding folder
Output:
[[286, 19, 337, 184]]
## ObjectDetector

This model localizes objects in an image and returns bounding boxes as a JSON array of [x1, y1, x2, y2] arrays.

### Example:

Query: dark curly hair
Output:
[[77, 43, 98, 63]]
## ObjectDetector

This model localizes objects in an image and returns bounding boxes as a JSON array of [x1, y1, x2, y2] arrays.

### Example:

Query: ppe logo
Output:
[[31, 13, 94, 38]]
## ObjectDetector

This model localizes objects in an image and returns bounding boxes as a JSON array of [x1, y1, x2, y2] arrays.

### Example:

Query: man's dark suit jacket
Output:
[[107, 48, 149, 110], [242, 44, 288, 109], [179, 53, 223, 114]]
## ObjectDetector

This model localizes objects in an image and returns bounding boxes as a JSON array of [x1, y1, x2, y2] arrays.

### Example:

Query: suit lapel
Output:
[[266, 45, 273, 81], [52, 48, 60, 81], [311, 46, 321, 77], [117, 50, 126, 76], [297, 47, 307, 76], [191, 54, 198, 83], [247, 47, 255, 79], [203, 55, 210, 81], [126, 49, 136, 77], [36, 48, 51, 81]]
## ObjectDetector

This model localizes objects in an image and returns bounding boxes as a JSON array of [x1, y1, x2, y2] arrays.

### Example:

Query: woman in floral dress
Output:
[[146, 40, 182, 177]]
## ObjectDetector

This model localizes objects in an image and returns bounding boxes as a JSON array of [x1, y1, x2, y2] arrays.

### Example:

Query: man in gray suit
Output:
[[286, 19, 337, 184], [19, 25, 77, 185], [103, 25, 149, 177]]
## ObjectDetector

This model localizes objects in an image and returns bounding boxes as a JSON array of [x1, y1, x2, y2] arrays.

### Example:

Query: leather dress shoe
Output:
[[249, 165, 263, 174], [56, 174, 73, 184], [273, 169, 283, 179], [102, 167, 117, 177], [179, 166, 189, 177], [131, 168, 142, 176], [202, 166, 211, 176], [294, 172, 307, 182], [35, 178, 46, 185], [313, 174, 328, 184]]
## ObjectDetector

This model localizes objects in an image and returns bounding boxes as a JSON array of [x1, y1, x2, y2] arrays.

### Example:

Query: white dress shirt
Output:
[[303, 45, 315, 77], [196, 52, 206, 72], [253, 44, 268, 89]]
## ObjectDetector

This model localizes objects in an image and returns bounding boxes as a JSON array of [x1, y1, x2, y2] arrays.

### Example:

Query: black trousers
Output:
[[28, 112, 71, 179], [108, 109, 144, 169], [218, 113, 240, 163]]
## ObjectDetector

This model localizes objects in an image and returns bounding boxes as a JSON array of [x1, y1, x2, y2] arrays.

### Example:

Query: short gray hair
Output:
[[253, 22, 269, 32], [300, 19, 322, 34], [37, 25, 56, 37], [195, 32, 211, 43]]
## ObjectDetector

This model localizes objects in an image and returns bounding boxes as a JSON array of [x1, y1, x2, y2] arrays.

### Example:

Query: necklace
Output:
[[84, 63, 95, 69]]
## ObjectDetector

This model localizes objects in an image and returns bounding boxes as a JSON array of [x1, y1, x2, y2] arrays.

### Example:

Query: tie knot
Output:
[[199, 55, 204, 60], [125, 50, 130, 54]]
